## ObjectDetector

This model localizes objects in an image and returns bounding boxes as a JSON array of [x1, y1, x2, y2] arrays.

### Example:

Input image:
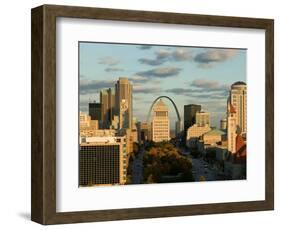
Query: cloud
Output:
[[156, 49, 172, 60], [80, 79, 115, 95], [165, 79, 229, 100], [190, 79, 229, 91], [138, 58, 164, 66], [194, 49, 237, 67], [137, 45, 152, 50], [104, 67, 123, 72], [172, 48, 193, 61], [136, 67, 182, 78], [129, 75, 150, 84], [138, 48, 193, 66], [165, 88, 203, 95], [98, 56, 120, 66], [133, 85, 162, 94]]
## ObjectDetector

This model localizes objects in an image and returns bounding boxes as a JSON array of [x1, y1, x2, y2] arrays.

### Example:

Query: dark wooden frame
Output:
[[31, 4, 274, 225]]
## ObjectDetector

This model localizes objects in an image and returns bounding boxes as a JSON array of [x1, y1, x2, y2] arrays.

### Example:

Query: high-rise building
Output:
[[184, 104, 201, 132], [89, 102, 102, 121], [100, 88, 116, 128], [195, 111, 210, 127], [108, 88, 116, 122], [229, 81, 247, 134], [152, 99, 170, 142], [220, 118, 227, 130], [115, 78, 133, 130], [100, 90, 109, 127], [79, 136, 127, 186], [227, 100, 237, 154]]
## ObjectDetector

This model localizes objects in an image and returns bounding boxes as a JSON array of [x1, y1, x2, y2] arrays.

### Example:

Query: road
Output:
[[132, 145, 144, 184], [190, 158, 217, 181], [180, 147, 218, 182]]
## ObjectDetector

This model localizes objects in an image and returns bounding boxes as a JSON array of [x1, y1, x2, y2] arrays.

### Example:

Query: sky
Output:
[[79, 42, 246, 129]]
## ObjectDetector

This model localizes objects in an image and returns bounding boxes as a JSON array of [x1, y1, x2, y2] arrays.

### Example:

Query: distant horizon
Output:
[[79, 42, 246, 128]]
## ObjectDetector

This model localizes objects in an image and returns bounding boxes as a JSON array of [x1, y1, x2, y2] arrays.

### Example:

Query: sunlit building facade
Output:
[[152, 99, 170, 142], [115, 77, 133, 130], [229, 81, 247, 134]]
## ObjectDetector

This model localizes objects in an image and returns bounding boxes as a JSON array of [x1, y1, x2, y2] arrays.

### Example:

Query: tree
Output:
[[142, 141, 194, 183]]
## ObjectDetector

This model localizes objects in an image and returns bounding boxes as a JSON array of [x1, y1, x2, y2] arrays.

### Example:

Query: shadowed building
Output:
[[89, 102, 102, 121], [100, 88, 116, 128], [79, 136, 127, 186], [184, 104, 201, 132]]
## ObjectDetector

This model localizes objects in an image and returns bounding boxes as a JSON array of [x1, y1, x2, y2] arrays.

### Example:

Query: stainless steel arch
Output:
[[146, 96, 181, 122]]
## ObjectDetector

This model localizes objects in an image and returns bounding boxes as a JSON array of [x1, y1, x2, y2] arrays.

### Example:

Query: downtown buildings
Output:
[[80, 75, 248, 185], [79, 77, 134, 186], [184, 81, 247, 180]]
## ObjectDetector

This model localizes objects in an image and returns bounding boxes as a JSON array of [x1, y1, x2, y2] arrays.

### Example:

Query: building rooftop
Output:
[[231, 81, 246, 88], [153, 99, 168, 111]]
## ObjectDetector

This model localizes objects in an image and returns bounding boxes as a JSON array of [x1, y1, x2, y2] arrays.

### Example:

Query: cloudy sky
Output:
[[79, 42, 246, 129]]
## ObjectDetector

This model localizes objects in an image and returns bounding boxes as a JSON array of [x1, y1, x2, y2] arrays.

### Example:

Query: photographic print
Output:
[[79, 42, 247, 187]]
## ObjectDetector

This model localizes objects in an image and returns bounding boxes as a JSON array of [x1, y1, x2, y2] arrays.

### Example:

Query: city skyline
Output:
[[79, 42, 246, 128]]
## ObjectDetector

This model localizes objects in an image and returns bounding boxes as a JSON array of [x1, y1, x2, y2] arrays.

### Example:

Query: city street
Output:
[[190, 157, 217, 181], [131, 144, 219, 184], [132, 145, 144, 184], [180, 147, 218, 182]]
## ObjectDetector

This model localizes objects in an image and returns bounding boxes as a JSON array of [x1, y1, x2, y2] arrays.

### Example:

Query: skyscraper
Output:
[[79, 136, 127, 186], [100, 90, 109, 127], [227, 100, 237, 154], [152, 99, 170, 142], [89, 102, 102, 121], [184, 104, 201, 131], [195, 111, 210, 127], [115, 78, 132, 130], [100, 88, 116, 129], [229, 81, 247, 134]]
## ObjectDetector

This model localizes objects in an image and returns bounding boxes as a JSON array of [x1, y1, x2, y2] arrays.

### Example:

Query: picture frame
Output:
[[31, 4, 274, 225]]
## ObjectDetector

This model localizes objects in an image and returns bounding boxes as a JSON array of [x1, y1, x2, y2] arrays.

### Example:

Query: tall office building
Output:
[[227, 100, 237, 154], [115, 78, 133, 130], [229, 81, 247, 134], [184, 104, 201, 131], [108, 88, 116, 122], [195, 111, 210, 127], [79, 136, 127, 186], [89, 102, 102, 121], [100, 90, 109, 127], [100, 88, 116, 128], [152, 99, 170, 142]]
